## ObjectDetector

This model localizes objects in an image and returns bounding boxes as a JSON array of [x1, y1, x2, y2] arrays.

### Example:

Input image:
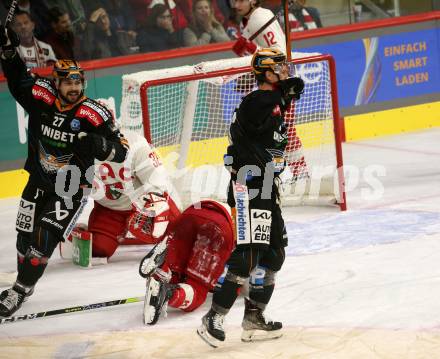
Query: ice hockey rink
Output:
[[1, 127, 440, 358]]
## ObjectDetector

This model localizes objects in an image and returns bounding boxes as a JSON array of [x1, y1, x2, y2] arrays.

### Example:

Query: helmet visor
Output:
[[54, 69, 84, 80]]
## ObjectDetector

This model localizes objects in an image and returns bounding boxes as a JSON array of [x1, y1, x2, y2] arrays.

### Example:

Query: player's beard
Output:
[[61, 90, 82, 105]]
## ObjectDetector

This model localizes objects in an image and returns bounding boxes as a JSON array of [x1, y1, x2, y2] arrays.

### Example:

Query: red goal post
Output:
[[121, 53, 347, 210]]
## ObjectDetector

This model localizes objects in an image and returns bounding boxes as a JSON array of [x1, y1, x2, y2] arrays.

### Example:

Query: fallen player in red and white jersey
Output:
[[138, 200, 235, 325], [71, 130, 181, 259]]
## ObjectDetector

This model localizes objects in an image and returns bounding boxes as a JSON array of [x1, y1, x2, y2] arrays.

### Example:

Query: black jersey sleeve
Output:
[[1, 53, 35, 111], [98, 121, 129, 163], [73, 98, 128, 163]]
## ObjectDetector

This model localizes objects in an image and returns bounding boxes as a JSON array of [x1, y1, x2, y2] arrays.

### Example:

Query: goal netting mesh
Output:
[[120, 53, 346, 210]]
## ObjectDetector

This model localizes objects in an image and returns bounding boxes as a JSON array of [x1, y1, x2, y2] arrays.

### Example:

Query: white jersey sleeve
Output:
[[92, 131, 174, 211], [241, 7, 286, 54]]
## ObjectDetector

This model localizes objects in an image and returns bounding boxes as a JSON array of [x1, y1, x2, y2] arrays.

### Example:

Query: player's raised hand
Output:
[[278, 77, 305, 100], [0, 25, 19, 59], [232, 36, 257, 57]]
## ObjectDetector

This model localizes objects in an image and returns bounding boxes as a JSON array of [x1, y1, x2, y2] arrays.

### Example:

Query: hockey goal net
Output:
[[120, 53, 346, 210]]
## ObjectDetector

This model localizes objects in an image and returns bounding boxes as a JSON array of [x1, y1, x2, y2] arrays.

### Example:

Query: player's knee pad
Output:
[[212, 266, 249, 312], [225, 270, 248, 285], [31, 226, 59, 257], [16, 226, 59, 287], [214, 265, 248, 291], [16, 233, 32, 259], [249, 265, 276, 290], [248, 266, 277, 309]]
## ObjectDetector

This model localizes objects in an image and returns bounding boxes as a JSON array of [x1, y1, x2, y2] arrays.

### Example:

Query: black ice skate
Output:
[[139, 236, 169, 278], [241, 299, 282, 342], [143, 276, 176, 325], [0, 284, 29, 317], [197, 309, 226, 348]]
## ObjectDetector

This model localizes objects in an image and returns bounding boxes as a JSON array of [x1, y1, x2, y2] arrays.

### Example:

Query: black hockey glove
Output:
[[0, 25, 19, 59], [74, 132, 113, 162], [278, 77, 305, 101]]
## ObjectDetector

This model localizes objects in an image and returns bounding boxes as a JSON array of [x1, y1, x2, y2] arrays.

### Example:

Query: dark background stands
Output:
[[83, 7, 132, 60], [137, 4, 184, 53], [44, 6, 83, 59]]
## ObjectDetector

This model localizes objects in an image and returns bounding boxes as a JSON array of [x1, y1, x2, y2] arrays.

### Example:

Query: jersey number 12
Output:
[[263, 31, 276, 46]]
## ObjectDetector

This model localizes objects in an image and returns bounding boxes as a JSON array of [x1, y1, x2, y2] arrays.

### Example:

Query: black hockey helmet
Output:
[[251, 48, 287, 81]]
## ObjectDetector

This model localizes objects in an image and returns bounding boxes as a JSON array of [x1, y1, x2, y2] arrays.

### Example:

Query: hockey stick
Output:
[[283, 0, 292, 61], [1, 0, 18, 27], [0, 296, 143, 324], [248, 0, 295, 42]]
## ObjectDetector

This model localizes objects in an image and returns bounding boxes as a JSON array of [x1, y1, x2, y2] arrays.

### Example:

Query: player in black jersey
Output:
[[198, 48, 304, 347], [0, 25, 128, 317]]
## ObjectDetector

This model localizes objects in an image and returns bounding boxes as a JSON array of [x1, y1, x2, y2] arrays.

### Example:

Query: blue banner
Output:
[[303, 28, 440, 108]]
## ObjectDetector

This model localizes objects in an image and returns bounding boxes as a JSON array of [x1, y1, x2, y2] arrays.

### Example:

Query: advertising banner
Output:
[[305, 28, 440, 107]]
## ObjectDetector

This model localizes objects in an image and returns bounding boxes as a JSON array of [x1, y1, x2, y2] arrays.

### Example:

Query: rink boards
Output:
[[0, 100, 438, 199]]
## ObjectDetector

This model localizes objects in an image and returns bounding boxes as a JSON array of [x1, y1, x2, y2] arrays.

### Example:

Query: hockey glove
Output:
[[129, 192, 172, 241], [232, 36, 257, 57], [0, 25, 19, 59], [278, 77, 305, 101], [74, 132, 113, 161]]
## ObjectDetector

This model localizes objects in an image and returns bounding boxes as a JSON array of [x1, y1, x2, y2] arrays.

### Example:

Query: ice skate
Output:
[[143, 276, 176, 325], [197, 309, 226, 348], [139, 236, 169, 278], [241, 299, 282, 342], [0, 284, 29, 317]]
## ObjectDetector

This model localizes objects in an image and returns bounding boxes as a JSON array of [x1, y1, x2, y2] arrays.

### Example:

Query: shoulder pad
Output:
[[31, 78, 57, 105], [75, 99, 113, 127]]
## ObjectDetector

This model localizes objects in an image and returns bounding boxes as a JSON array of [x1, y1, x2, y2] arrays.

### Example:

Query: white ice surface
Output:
[[1, 128, 440, 358]]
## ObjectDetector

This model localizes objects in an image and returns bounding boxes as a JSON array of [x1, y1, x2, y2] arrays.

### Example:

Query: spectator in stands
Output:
[[44, 7, 83, 59], [2, 0, 51, 39], [81, 0, 105, 18], [44, 0, 87, 35], [83, 7, 132, 59], [183, 0, 229, 46], [103, 0, 137, 41], [285, 0, 323, 31], [137, 4, 184, 53], [103, 0, 135, 30], [11, 10, 57, 68], [177, 0, 227, 26], [129, 0, 189, 31]]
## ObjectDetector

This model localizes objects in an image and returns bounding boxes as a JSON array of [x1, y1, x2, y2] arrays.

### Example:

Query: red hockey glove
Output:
[[232, 36, 257, 57], [129, 192, 172, 241]]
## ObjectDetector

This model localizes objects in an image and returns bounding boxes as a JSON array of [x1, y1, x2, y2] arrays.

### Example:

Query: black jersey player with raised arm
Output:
[[0, 25, 128, 317], [197, 48, 304, 347]]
